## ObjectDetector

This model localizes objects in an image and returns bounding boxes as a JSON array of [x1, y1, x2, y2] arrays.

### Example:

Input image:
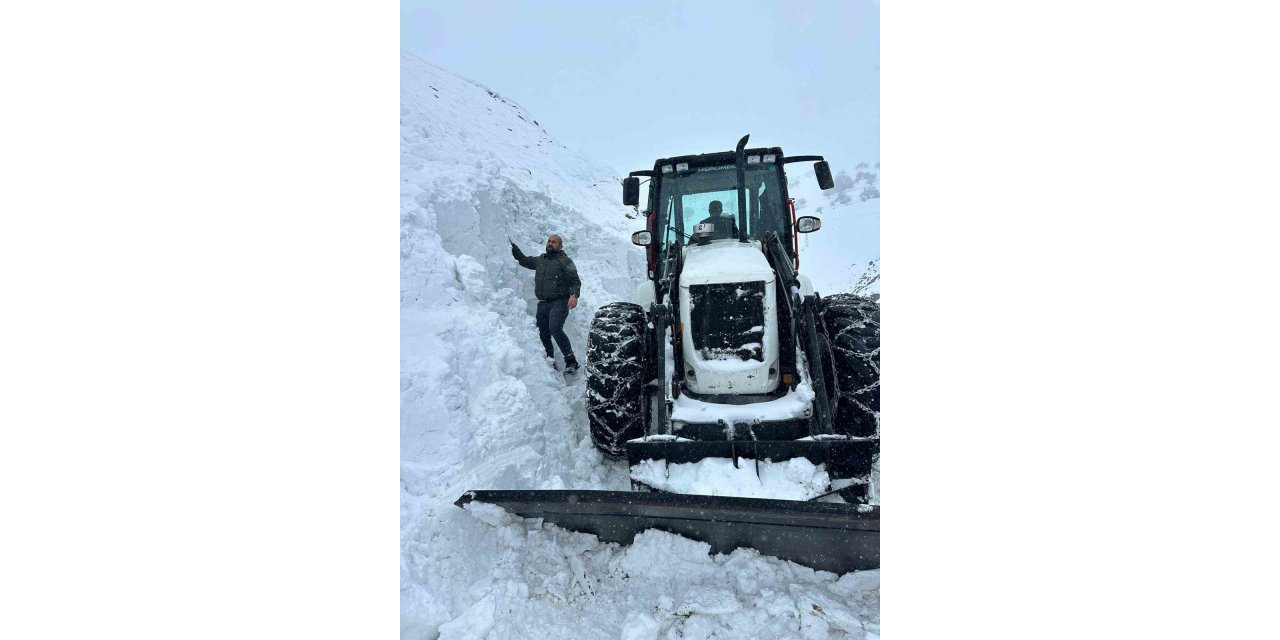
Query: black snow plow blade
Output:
[[455, 489, 878, 574]]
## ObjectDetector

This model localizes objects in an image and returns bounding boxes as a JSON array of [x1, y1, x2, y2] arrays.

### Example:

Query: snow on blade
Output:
[[630, 457, 832, 501]]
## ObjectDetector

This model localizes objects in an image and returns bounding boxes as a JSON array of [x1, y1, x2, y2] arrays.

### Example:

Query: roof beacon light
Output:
[[675, 162, 689, 172], [747, 155, 761, 164], [661, 164, 673, 174], [763, 154, 777, 163]]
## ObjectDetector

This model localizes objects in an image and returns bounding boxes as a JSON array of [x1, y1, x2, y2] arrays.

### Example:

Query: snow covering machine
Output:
[[457, 136, 880, 573]]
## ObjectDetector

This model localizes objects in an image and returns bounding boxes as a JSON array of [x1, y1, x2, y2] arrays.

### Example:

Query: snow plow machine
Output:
[[457, 136, 880, 573]]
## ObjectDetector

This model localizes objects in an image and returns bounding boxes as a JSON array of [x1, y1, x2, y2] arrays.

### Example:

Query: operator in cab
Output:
[[695, 200, 738, 240]]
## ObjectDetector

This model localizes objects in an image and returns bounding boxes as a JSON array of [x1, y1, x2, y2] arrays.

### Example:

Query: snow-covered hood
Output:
[[680, 240, 776, 287]]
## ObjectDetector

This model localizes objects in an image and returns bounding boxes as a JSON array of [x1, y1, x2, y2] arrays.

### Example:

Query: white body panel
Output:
[[678, 240, 779, 395]]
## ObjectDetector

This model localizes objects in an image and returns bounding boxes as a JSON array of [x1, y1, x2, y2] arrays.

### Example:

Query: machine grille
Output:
[[689, 282, 766, 361]]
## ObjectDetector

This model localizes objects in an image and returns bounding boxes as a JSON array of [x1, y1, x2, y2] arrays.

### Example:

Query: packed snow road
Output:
[[401, 52, 879, 639]]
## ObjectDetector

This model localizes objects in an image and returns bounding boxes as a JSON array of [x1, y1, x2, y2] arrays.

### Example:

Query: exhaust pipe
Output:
[[735, 134, 749, 243]]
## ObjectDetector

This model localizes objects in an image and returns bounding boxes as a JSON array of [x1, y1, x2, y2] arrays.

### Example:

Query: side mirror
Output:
[[631, 230, 652, 246], [815, 161, 834, 190], [795, 216, 822, 233], [623, 177, 640, 206]]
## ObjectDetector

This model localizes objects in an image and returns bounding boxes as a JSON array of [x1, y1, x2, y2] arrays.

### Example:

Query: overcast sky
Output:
[[401, 0, 879, 180]]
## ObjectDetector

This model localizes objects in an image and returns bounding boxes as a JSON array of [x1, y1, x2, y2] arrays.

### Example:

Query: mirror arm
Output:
[[781, 155, 825, 164]]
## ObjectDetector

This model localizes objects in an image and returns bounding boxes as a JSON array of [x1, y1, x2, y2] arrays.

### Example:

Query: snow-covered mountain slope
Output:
[[400, 50, 640, 637], [401, 51, 879, 640], [788, 166, 880, 297]]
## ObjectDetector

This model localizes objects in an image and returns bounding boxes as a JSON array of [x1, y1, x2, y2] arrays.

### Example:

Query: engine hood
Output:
[[680, 240, 776, 287]]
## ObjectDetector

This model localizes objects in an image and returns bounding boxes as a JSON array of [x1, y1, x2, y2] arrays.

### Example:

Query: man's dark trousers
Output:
[[536, 297, 573, 359]]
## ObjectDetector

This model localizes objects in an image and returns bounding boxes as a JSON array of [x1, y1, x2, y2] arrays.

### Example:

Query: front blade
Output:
[[455, 489, 879, 574]]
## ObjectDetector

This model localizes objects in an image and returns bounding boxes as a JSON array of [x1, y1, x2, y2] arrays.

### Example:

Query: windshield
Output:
[[653, 163, 788, 264]]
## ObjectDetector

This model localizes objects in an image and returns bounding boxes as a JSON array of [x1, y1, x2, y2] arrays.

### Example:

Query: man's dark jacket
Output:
[[512, 244, 581, 301]]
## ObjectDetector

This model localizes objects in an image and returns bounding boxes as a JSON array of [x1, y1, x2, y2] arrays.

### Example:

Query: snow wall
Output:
[[401, 51, 879, 640]]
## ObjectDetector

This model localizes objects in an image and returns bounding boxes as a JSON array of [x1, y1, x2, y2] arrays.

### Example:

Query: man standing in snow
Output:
[[510, 234, 581, 374]]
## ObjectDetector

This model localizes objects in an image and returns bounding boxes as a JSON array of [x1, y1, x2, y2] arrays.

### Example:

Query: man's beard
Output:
[[546, 246, 555, 253]]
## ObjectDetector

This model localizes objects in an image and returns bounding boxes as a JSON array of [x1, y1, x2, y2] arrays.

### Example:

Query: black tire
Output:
[[820, 294, 880, 437], [586, 302, 647, 457]]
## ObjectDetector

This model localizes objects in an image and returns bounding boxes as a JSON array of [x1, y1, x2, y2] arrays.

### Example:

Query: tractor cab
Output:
[[652, 151, 789, 251], [624, 139, 834, 288]]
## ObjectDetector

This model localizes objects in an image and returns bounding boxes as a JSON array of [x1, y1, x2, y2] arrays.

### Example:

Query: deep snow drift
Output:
[[401, 51, 879, 639]]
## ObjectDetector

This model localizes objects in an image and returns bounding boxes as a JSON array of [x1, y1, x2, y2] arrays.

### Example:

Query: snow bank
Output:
[[436, 516, 880, 640], [401, 52, 879, 639], [400, 51, 643, 638], [630, 457, 832, 500]]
